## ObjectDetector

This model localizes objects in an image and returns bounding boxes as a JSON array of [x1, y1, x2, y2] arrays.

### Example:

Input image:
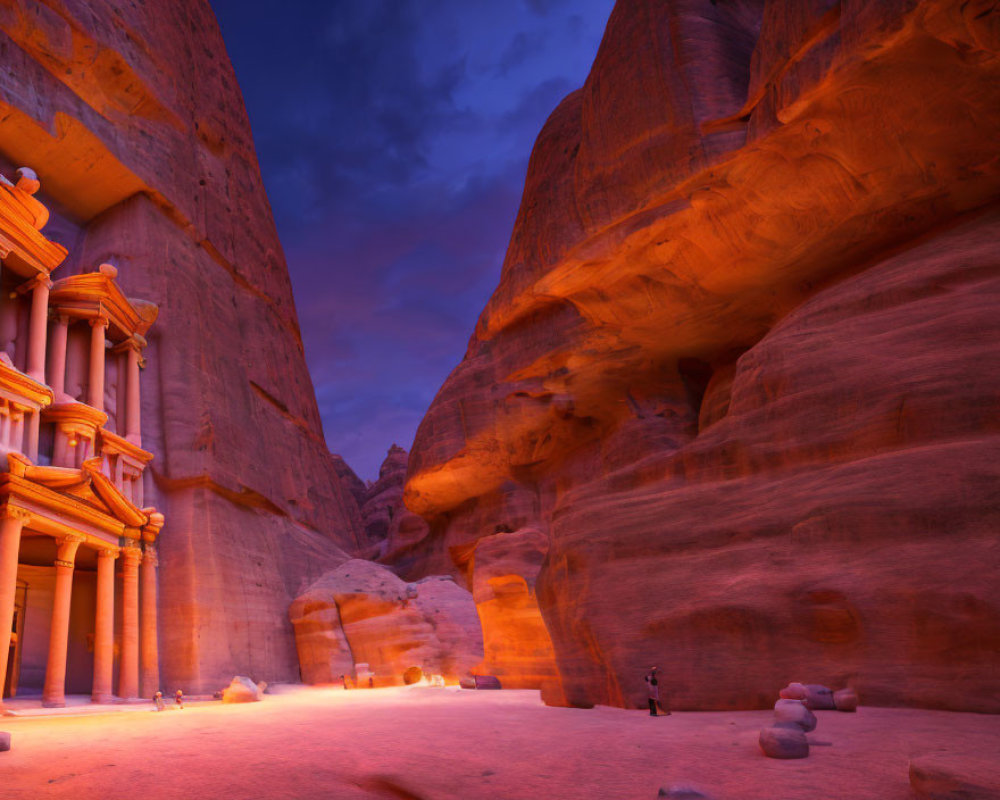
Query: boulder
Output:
[[758, 726, 809, 759], [221, 676, 262, 704], [833, 689, 858, 711], [773, 698, 818, 732], [910, 753, 1000, 799], [474, 675, 502, 690], [0, 732, 9, 752], [834, 688, 859, 712], [403, 666, 423, 685], [459, 677, 477, 690]]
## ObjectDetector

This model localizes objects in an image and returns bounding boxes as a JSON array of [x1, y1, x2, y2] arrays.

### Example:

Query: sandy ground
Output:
[[2, 686, 999, 799]]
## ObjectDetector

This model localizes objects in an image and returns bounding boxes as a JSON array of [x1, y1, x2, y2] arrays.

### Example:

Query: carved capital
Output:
[[121, 543, 143, 567], [142, 544, 158, 567], [89, 316, 110, 329], [1, 506, 32, 524], [30, 274, 53, 292], [97, 548, 120, 561]]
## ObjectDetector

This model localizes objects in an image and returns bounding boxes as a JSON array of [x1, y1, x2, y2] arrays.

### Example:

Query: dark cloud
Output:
[[211, 0, 614, 478]]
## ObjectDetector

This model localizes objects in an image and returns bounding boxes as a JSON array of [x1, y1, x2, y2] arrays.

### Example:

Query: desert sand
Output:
[[3, 686, 999, 799]]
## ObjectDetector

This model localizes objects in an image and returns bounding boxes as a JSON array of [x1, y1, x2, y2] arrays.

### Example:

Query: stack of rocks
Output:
[[759, 682, 861, 759], [759, 698, 817, 759]]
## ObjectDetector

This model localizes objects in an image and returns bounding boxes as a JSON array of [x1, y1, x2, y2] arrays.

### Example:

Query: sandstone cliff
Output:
[[398, 0, 1000, 711], [0, 0, 363, 692]]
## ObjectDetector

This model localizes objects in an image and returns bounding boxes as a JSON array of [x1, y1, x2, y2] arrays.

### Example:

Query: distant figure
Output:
[[175, 689, 184, 710], [153, 691, 165, 711], [340, 674, 348, 690], [645, 667, 670, 716], [368, 676, 374, 689]]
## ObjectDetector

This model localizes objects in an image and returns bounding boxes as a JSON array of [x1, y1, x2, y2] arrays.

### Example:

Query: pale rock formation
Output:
[[396, 0, 1000, 711], [290, 559, 483, 684], [221, 676, 262, 704]]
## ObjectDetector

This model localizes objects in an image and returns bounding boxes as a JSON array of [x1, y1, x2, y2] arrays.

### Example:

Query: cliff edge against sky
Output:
[[397, 0, 1000, 711]]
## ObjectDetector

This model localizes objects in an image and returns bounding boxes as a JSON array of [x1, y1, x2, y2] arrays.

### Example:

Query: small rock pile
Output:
[[780, 681, 858, 712], [758, 682, 860, 759]]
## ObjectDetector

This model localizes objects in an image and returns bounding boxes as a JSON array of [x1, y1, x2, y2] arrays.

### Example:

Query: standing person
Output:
[[645, 667, 670, 716], [153, 691, 165, 711], [175, 689, 184, 710]]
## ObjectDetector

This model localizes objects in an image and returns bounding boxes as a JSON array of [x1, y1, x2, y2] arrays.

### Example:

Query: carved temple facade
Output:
[[0, 167, 163, 707]]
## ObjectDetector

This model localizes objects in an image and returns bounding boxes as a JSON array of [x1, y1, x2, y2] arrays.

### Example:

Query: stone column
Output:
[[27, 276, 52, 381], [124, 341, 142, 445], [0, 402, 9, 450], [0, 508, 29, 707], [91, 548, 117, 703], [42, 535, 83, 708], [26, 409, 40, 462], [139, 545, 159, 697], [118, 544, 141, 699], [88, 317, 108, 412], [48, 314, 69, 397], [10, 408, 24, 455]]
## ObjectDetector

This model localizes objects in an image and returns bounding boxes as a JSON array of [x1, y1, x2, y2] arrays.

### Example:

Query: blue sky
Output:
[[210, 0, 615, 479]]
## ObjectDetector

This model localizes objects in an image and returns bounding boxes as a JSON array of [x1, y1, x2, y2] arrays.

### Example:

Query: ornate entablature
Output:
[[0, 168, 67, 278], [0, 167, 165, 708]]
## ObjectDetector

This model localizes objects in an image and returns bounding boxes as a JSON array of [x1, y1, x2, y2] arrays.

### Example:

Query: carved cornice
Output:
[[0, 175, 67, 277], [50, 272, 157, 341], [0, 359, 55, 409], [98, 428, 154, 465]]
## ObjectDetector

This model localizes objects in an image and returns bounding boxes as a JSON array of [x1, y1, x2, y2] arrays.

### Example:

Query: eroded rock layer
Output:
[[399, 0, 1000, 710], [0, 1, 363, 692]]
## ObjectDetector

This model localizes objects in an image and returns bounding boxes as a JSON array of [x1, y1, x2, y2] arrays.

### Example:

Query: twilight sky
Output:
[[210, 0, 615, 480]]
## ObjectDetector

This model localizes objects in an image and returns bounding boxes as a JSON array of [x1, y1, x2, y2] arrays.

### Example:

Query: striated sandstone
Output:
[[0, 1, 364, 693], [397, 0, 1000, 711]]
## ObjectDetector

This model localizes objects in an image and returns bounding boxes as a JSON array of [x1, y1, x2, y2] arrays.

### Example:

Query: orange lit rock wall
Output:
[[400, 0, 1000, 710], [0, 1, 364, 692]]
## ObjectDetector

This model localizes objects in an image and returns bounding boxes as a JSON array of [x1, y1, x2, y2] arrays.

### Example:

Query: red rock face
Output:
[[0, 1, 364, 692], [400, 0, 1000, 710]]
